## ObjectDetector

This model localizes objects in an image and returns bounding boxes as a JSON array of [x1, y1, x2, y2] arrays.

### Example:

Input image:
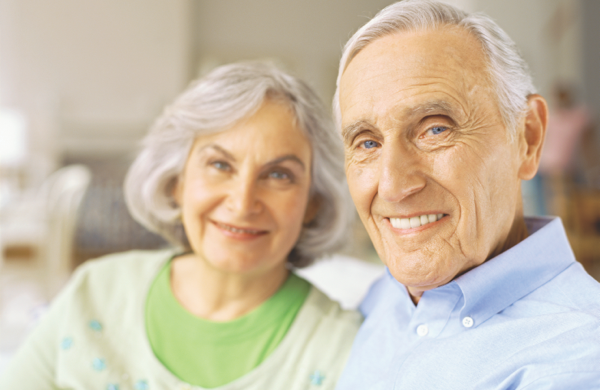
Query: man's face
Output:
[[339, 27, 527, 297]]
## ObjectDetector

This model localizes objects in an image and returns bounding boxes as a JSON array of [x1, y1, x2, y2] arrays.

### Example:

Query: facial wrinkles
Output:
[[342, 27, 524, 292], [421, 116, 505, 272], [416, 142, 490, 265], [389, 229, 460, 288], [451, 127, 513, 265], [342, 54, 470, 129], [433, 138, 489, 261], [487, 145, 521, 257], [378, 86, 467, 132], [340, 69, 382, 118]]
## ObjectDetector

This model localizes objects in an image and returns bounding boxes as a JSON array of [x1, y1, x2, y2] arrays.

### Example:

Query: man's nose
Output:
[[226, 174, 263, 216], [378, 144, 426, 203]]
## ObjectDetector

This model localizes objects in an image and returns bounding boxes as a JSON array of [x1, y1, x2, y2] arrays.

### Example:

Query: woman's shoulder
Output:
[[71, 249, 176, 288], [294, 254, 386, 323], [56, 249, 177, 316], [289, 277, 363, 354], [302, 284, 363, 329], [245, 279, 363, 390], [0, 249, 178, 389]]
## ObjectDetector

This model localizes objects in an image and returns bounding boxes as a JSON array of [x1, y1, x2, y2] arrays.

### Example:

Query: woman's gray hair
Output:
[[125, 61, 353, 267], [333, 0, 537, 139]]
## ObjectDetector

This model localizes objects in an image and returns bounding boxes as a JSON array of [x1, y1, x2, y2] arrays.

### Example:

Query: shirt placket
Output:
[[387, 282, 464, 388]]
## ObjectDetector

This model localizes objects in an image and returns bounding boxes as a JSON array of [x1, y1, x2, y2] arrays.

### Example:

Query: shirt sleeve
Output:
[[0, 266, 86, 390], [517, 360, 600, 390], [520, 372, 600, 390]]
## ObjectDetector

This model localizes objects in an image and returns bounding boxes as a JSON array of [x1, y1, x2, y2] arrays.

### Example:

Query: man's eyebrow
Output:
[[341, 120, 372, 145], [404, 100, 458, 119], [264, 155, 306, 171], [341, 101, 460, 144], [196, 144, 236, 161]]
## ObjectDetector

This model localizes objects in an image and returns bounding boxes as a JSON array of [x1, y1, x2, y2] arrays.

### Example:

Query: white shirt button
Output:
[[462, 316, 474, 328], [416, 324, 429, 336]]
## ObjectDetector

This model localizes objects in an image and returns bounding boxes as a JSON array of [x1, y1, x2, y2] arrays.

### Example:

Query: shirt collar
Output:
[[453, 216, 576, 327]]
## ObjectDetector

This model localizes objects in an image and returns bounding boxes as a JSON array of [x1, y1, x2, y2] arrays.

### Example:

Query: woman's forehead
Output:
[[189, 101, 312, 164]]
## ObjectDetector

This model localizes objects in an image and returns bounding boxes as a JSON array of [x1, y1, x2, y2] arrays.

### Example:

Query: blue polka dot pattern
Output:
[[89, 320, 103, 332], [135, 380, 149, 390], [60, 337, 73, 350], [310, 370, 325, 386], [92, 358, 106, 371]]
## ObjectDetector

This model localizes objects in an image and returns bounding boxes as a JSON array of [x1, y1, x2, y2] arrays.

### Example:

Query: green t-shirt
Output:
[[145, 260, 311, 388]]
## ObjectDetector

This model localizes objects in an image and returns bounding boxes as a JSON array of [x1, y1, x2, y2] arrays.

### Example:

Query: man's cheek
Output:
[[348, 165, 373, 194], [349, 178, 371, 216]]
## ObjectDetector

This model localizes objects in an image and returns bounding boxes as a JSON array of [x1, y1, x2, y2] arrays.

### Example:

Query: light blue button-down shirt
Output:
[[336, 217, 600, 389]]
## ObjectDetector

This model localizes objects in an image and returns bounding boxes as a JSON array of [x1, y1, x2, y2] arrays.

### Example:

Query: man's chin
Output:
[[384, 254, 456, 290]]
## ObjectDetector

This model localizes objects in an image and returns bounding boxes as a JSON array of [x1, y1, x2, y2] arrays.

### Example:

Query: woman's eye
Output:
[[361, 140, 379, 149], [428, 126, 448, 135], [268, 170, 290, 180], [211, 161, 231, 171]]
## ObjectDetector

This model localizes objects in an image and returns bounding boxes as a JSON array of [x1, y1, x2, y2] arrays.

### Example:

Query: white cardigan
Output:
[[0, 250, 362, 390]]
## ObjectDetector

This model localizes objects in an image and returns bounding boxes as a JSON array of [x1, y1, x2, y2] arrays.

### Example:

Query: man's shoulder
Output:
[[522, 260, 600, 315]]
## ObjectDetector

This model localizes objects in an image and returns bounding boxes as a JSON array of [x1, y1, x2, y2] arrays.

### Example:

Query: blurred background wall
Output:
[[2, 0, 591, 170], [0, 0, 599, 356]]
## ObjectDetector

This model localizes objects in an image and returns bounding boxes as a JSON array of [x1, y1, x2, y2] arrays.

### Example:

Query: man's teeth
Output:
[[390, 214, 444, 229]]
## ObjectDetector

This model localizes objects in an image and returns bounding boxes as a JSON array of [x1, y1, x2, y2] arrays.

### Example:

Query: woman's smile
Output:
[[211, 220, 269, 240]]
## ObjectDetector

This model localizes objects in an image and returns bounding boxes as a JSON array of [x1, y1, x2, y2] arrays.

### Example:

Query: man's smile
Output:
[[388, 213, 445, 229], [383, 213, 448, 235]]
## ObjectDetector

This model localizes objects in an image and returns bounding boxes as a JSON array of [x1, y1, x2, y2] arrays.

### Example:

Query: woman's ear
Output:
[[170, 175, 183, 208], [518, 94, 549, 180], [303, 194, 322, 224]]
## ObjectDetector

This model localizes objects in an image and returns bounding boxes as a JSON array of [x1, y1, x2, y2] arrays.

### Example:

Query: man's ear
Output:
[[303, 194, 322, 224], [518, 94, 548, 180]]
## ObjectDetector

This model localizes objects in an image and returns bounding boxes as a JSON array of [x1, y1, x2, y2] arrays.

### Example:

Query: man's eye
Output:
[[428, 126, 448, 135], [361, 140, 379, 149]]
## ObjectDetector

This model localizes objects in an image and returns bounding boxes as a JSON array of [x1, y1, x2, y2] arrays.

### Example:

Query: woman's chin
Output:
[[201, 253, 285, 277]]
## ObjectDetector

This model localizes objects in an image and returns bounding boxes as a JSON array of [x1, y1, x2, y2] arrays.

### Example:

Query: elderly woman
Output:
[[0, 62, 361, 390]]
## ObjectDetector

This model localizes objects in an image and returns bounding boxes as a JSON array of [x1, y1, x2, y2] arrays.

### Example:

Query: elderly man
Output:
[[334, 0, 600, 388]]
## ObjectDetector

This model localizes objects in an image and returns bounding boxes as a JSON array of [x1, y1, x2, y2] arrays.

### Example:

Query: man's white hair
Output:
[[333, 0, 537, 138]]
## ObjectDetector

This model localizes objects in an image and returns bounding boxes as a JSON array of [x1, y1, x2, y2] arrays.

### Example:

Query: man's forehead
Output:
[[339, 27, 489, 126], [343, 26, 488, 81]]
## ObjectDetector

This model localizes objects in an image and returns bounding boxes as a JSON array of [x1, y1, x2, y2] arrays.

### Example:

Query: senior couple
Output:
[[3, 1, 600, 389]]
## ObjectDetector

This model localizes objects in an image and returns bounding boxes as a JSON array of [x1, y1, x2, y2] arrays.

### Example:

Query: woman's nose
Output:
[[226, 175, 263, 216], [378, 145, 426, 203]]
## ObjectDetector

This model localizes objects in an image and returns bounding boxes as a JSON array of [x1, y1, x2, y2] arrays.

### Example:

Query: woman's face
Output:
[[175, 100, 315, 276]]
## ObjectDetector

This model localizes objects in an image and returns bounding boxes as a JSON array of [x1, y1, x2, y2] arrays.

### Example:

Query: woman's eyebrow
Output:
[[196, 143, 236, 161], [264, 155, 306, 171]]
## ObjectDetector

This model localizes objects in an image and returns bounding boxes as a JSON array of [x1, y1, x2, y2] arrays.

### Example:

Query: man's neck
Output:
[[488, 215, 529, 261]]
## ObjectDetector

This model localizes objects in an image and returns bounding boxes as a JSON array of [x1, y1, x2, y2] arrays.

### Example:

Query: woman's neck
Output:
[[169, 253, 289, 322]]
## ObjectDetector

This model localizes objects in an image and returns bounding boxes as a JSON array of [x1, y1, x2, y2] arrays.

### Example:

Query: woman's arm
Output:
[[0, 265, 86, 390], [0, 306, 63, 390]]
